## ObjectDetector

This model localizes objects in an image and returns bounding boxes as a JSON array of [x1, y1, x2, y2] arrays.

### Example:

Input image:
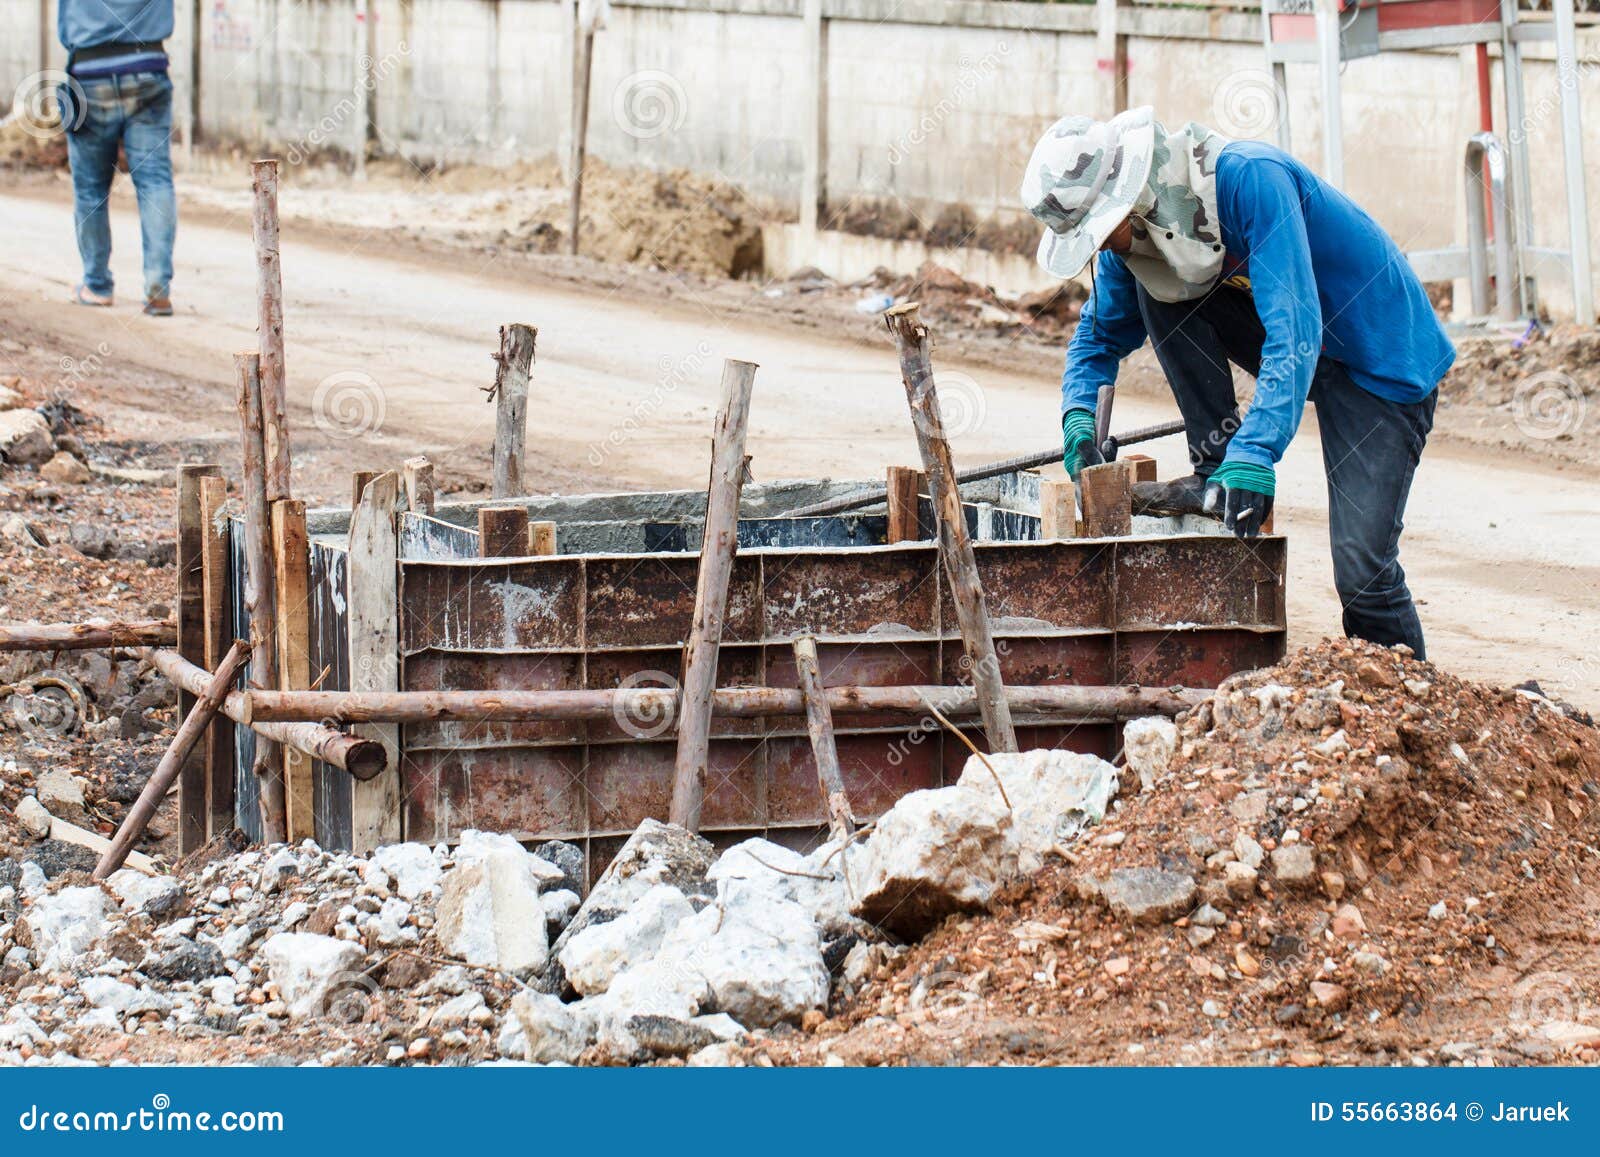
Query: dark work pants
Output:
[[1134, 283, 1437, 658]]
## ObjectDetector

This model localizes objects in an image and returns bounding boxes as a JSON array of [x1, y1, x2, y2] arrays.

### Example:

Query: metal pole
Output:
[[1315, 0, 1344, 189], [1553, 0, 1594, 325]]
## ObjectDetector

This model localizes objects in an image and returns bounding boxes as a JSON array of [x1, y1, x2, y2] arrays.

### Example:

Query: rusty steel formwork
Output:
[[225, 476, 1286, 876]]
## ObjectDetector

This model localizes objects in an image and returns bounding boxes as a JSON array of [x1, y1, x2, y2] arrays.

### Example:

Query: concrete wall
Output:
[[5, 0, 1597, 312]]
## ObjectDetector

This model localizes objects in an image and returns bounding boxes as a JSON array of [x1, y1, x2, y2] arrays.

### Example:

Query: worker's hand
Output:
[[1061, 408, 1104, 483], [1202, 461, 1275, 539]]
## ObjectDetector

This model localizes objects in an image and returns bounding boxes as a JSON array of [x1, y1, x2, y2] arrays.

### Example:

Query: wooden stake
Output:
[[0, 619, 176, 651], [94, 639, 251, 880], [402, 456, 436, 515], [669, 358, 759, 832], [236, 352, 287, 842], [529, 520, 558, 556], [198, 475, 236, 839], [792, 636, 855, 842], [348, 472, 401, 852], [885, 465, 922, 543], [272, 499, 314, 842], [490, 323, 536, 499], [250, 159, 291, 502], [883, 304, 1017, 754], [1124, 453, 1158, 483], [1038, 478, 1078, 540], [479, 505, 531, 558], [176, 463, 220, 854], [1080, 460, 1134, 537], [567, 24, 596, 256], [352, 470, 381, 511]]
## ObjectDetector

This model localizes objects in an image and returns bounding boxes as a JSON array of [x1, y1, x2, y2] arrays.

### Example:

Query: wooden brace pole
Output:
[[250, 159, 292, 502], [491, 323, 536, 499], [884, 303, 1017, 753], [792, 636, 855, 842], [0, 618, 177, 651], [669, 358, 759, 832]]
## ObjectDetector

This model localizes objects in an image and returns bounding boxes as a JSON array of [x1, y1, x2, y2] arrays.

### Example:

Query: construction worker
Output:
[[1021, 107, 1454, 658], [57, 0, 177, 315]]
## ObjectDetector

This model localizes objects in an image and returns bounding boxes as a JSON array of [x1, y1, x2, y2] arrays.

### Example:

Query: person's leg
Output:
[[1135, 283, 1265, 476], [1311, 363, 1437, 657], [66, 78, 125, 299], [120, 73, 177, 305]]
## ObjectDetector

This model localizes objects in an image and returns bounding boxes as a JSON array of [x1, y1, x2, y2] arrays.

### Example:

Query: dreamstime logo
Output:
[[9, 70, 85, 139], [612, 70, 687, 139], [1210, 69, 1286, 139], [915, 371, 988, 440], [9, 671, 86, 738], [1512, 371, 1586, 441], [1509, 970, 1590, 1031], [318, 970, 385, 1024], [312, 370, 386, 440], [586, 341, 711, 466], [612, 670, 679, 739]]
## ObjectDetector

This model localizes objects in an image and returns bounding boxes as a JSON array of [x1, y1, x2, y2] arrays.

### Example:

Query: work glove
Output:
[[1202, 460, 1275, 539], [1061, 408, 1104, 483]]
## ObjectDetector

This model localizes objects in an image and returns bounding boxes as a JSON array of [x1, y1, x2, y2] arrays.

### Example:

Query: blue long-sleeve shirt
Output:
[[58, 0, 172, 52], [1062, 139, 1455, 471]]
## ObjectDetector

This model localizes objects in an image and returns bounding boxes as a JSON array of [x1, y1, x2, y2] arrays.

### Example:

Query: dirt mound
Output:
[[868, 261, 1085, 340], [767, 638, 1600, 1067], [1443, 324, 1597, 441], [0, 111, 68, 171]]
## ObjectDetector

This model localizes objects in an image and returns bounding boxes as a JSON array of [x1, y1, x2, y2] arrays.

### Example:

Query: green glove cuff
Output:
[[1062, 408, 1096, 452], [1210, 460, 1276, 497]]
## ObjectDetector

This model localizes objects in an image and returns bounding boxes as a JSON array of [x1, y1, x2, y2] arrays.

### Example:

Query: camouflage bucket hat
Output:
[[1020, 107, 1156, 281]]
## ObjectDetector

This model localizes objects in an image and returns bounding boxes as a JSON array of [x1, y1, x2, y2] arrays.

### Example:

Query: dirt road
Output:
[[2, 186, 1597, 707]]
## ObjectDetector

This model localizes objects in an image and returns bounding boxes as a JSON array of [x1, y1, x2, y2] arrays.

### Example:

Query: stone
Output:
[[540, 888, 579, 934], [560, 884, 694, 996], [1321, 871, 1346, 901], [686, 1041, 747, 1067], [0, 383, 22, 410], [1313, 729, 1351, 757], [15, 796, 51, 839], [1428, 900, 1447, 920], [68, 523, 118, 560], [851, 785, 1016, 939], [955, 749, 1119, 868], [426, 991, 490, 1028], [453, 829, 565, 886], [532, 840, 586, 897], [1331, 904, 1366, 940], [34, 768, 85, 812], [511, 990, 593, 1064], [0, 514, 47, 550], [691, 1012, 746, 1042], [259, 933, 366, 1021], [1223, 860, 1259, 899], [23, 885, 110, 970], [496, 1016, 527, 1059], [1229, 790, 1269, 824], [1192, 903, 1227, 927], [625, 1014, 718, 1058], [710, 837, 856, 938], [1271, 843, 1317, 889], [0, 409, 54, 466], [1309, 981, 1349, 1012], [1097, 867, 1197, 925], [435, 848, 550, 976], [1540, 1021, 1600, 1048], [370, 842, 443, 901], [80, 976, 171, 1016], [39, 452, 90, 485], [106, 870, 183, 917], [1232, 832, 1265, 870], [1123, 716, 1179, 789], [146, 937, 226, 982]]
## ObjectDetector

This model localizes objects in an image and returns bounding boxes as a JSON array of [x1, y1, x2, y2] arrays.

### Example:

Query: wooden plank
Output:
[[347, 472, 401, 852], [352, 470, 381, 511], [491, 324, 536, 499], [1038, 478, 1079, 540], [792, 636, 855, 842], [529, 520, 558, 556], [1124, 453, 1157, 483], [884, 304, 1018, 754], [1081, 460, 1134, 537], [198, 475, 235, 839], [176, 463, 220, 854], [479, 505, 531, 558], [272, 499, 314, 842], [250, 159, 292, 502], [669, 358, 759, 832], [402, 456, 435, 515], [236, 352, 287, 842], [885, 465, 922, 543]]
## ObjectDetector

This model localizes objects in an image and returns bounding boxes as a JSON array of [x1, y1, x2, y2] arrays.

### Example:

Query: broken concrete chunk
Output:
[[1270, 843, 1318, 889], [1096, 867, 1197, 925], [435, 848, 550, 976], [0, 408, 54, 466], [24, 885, 110, 970], [107, 869, 183, 917], [710, 836, 857, 938], [1223, 860, 1260, 899], [370, 842, 444, 901], [511, 990, 594, 1064], [260, 932, 366, 1020], [452, 829, 565, 887], [1123, 716, 1179, 789], [14, 796, 51, 839], [955, 749, 1118, 868], [559, 884, 694, 996], [851, 784, 1016, 939]]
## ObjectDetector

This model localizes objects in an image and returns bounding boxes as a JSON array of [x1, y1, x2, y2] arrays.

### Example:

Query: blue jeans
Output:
[[1136, 282, 1437, 658], [66, 70, 176, 300]]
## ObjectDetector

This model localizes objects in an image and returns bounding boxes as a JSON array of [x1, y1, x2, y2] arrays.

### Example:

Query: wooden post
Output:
[[1080, 461, 1134, 537], [250, 159, 291, 502], [491, 323, 536, 499], [800, 0, 829, 236], [352, 470, 381, 511], [885, 465, 922, 544], [529, 520, 558, 556], [884, 304, 1017, 754], [1039, 478, 1079, 540], [792, 636, 854, 843], [402, 456, 435, 515], [479, 505, 531, 558], [1124, 453, 1157, 483], [669, 359, 759, 832], [567, 22, 596, 255], [236, 352, 287, 842], [0, 619, 176, 651], [94, 640, 251, 880], [176, 463, 220, 854], [1095, 0, 1129, 118], [198, 475, 236, 839], [348, 472, 401, 852], [272, 499, 314, 842]]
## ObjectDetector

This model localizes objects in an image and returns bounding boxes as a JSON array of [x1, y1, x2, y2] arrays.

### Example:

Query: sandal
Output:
[[73, 284, 113, 307]]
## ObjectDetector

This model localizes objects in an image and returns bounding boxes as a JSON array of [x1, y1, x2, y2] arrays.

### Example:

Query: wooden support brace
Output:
[[251, 159, 292, 502], [792, 636, 855, 842], [884, 303, 1017, 754], [198, 475, 236, 839], [885, 465, 923, 544], [1038, 478, 1078, 540], [176, 463, 220, 853], [1080, 460, 1134, 538], [479, 505, 531, 559], [669, 358, 759, 832], [402, 456, 435, 515], [491, 323, 536, 499], [272, 499, 314, 842], [0, 619, 176, 652], [347, 472, 402, 852], [529, 520, 558, 556]]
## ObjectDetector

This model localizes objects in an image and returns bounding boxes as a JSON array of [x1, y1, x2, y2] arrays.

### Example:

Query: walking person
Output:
[[58, 0, 177, 315]]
